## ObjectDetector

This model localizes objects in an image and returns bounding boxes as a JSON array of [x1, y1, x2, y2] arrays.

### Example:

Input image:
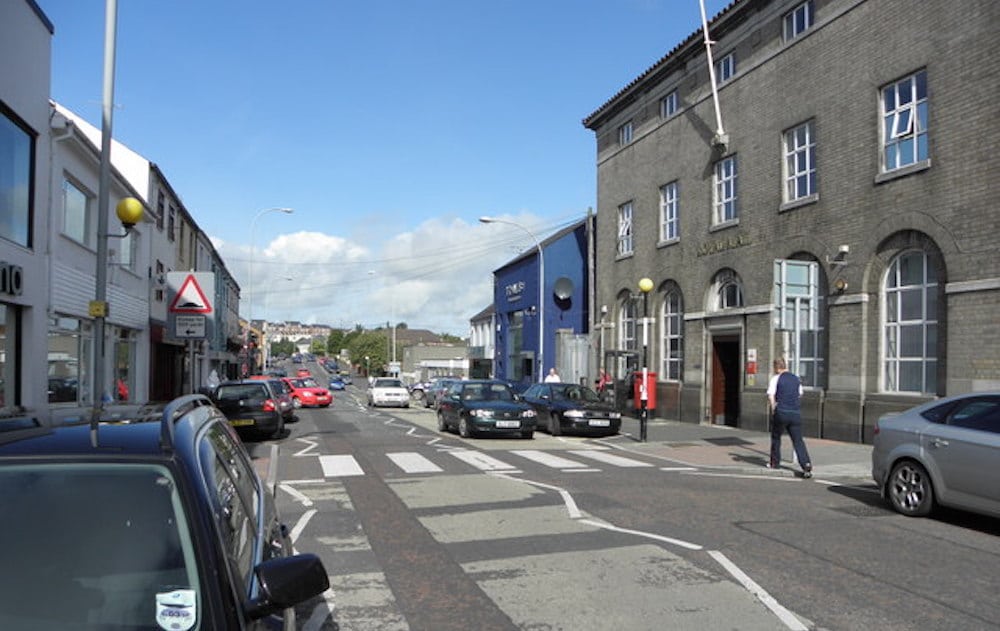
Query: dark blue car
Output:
[[436, 379, 537, 439]]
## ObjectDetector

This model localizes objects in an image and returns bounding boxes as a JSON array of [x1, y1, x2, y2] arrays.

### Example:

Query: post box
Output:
[[633, 371, 657, 410]]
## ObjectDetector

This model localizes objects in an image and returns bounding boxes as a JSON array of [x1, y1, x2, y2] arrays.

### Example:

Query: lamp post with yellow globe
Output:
[[638, 277, 654, 442]]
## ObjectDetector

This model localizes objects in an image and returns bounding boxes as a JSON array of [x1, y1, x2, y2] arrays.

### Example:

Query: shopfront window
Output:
[[48, 317, 92, 405], [0, 305, 19, 410], [506, 310, 525, 381], [113, 328, 135, 402]]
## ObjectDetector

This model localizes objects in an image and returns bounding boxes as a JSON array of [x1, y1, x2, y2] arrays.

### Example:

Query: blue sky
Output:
[[38, 0, 730, 335]]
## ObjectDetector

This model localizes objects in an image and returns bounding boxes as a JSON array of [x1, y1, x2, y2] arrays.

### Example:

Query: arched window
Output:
[[712, 269, 743, 310], [883, 250, 938, 393], [618, 296, 638, 352], [660, 290, 683, 381]]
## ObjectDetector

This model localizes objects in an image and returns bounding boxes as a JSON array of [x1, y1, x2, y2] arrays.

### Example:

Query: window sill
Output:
[[709, 219, 740, 233], [656, 237, 680, 249], [875, 159, 931, 184], [615, 252, 634, 262], [779, 194, 818, 213]]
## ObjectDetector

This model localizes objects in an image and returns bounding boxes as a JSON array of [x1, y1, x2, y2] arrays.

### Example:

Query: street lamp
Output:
[[638, 277, 654, 442], [245, 207, 293, 375], [480, 217, 545, 382]]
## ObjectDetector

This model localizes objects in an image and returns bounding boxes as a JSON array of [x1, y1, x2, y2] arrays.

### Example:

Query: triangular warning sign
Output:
[[169, 274, 212, 313]]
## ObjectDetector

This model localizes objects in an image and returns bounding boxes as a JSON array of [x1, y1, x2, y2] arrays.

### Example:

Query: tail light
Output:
[[263, 399, 276, 412]]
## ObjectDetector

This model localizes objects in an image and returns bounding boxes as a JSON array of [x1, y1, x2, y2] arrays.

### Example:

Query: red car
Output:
[[282, 377, 332, 408], [296, 368, 312, 378]]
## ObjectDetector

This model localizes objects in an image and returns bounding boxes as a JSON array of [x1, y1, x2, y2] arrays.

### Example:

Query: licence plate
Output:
[[588, 419, 611, 427], [230, 418, 254, 427], [495, 420, 520, 428]]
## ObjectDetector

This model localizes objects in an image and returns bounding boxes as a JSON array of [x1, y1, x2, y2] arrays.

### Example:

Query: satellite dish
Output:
[[553, 277, 574, 300]]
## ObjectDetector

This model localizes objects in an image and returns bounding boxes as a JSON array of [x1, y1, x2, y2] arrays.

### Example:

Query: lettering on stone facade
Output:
[[696, 233, 750, 257]]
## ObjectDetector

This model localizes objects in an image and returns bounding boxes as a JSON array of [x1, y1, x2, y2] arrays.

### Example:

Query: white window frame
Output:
[[660, 291, 683, 382], [61, 177, 94, 247], [619, 297, 637, 352], [618, 120, 633, 145], [713, 269, 743, 310], [773, 259, 824, 386], [881, 70, 929, 172], [617, 202, 634, 257], [713, 155, 738, 225], [716, 52, 736, 83], [783, 121, 816, 203], [659, 181, 679, 242], [783, 1, 814, 41], [660, 90, 679, 118], [882, 250, 938, 394]]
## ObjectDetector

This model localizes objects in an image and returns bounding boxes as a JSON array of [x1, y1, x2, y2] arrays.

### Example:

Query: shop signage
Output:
[[696, 233, 751, 257], [505, 280, 525, 301], [0, 261, 24, 296]]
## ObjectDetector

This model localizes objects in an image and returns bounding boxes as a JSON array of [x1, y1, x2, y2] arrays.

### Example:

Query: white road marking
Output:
[[568, 450, 654, 467], [293, 436, 320, 457], [289, 508, 317, 545], [578, 519, 703, 551], [660, 466, 699, 472], [449, 449, 519, 472], [493, 473, 583, 519], [319, 454, 365, 477], [510, 449, 591, 469], [709, 550, 808, 630], [279, 482, 314, 507], [387, 452, 444, 473]]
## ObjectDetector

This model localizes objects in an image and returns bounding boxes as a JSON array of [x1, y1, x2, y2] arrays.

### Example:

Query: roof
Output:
[[492, 217, 588, 274]]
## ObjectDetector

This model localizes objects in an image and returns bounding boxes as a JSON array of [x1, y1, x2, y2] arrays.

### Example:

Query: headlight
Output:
[[564, 410, 585, 419], [609, 412, 622, 419], [521, 409, 536, 418], [471, 409, 494, 418]]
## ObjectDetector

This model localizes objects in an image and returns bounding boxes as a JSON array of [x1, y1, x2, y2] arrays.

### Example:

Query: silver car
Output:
[[872, 392, 1000, 518]]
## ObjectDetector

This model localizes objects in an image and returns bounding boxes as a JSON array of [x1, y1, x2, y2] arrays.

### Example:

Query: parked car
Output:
[[339, 371, 353, 385], [522, 382, 622, 436], [249, 375, 296, 424], [437, 379, 537, 439], [423, 377, 460, 408], [0, 394, 329, 629], [211, 379, 285, 439], [367, 378, 410, 408], [328, 376, 346, 391], [872, 392, 1000, 518], [296, 368, 312, 378], [282, 377, 332, 408]]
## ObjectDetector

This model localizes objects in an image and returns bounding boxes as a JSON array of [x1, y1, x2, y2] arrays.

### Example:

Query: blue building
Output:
[[490, 218, 591, 385]]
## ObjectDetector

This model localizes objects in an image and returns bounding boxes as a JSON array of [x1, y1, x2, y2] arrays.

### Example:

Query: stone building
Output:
[[583, 0, 999, 442]]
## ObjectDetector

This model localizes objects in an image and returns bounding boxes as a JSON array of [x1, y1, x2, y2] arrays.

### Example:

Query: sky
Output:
[[37, 0, 730, 336]]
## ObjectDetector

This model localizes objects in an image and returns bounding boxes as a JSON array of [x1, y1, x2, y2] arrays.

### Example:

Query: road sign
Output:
[[168, 272, 214, 314], [175, 315, 206, 338]]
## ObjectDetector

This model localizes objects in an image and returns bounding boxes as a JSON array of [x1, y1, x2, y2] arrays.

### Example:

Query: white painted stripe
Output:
[[568, 450, 653, 468], [289, 508, 318, 545], [387, 452, 443, 473], [660, 466, 699, 472], [708, 550, 808, 630], [510, 450, 589, 469], [494, 473, 583, 519], [449, 449, 518, 471], [293, 436, 320, 457], [579, 519, 703, 551], [279, 483, 314, 507], [319, 454, 365, 477]]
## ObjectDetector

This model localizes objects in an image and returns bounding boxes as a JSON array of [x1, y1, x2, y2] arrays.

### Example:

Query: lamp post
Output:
[[245, 207, 293, 375], [480, 217, 545, 382], [368, 270, 397, 370], [638, 277, 654, 442]]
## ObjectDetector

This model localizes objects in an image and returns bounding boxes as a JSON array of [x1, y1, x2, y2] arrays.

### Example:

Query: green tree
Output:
[[310, 338, 326, 355], [346, 330, 388, 376]]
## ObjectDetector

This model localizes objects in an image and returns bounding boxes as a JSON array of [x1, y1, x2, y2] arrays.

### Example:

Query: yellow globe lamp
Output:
[[115, 197, 144, 230], [638, 277, 654, 294]]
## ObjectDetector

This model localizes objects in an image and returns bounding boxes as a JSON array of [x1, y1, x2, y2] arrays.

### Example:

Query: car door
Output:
[[924, 396, 1000, 514]]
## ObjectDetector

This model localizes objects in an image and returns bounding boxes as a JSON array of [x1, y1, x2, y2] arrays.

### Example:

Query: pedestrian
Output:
[[766, 358, 813, 478], [544, 367, 561, 383]]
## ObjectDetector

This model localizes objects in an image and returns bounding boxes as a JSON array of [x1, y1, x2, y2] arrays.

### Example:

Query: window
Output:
[[618, 120, 633, 145], [713, 269, 743, 310], [61, 178, 93, 246], [716, 52, 736, 83], [619, 296, 638, 352], [0, 305, 19, 410], [113, 328, 136, 402], [783, 121, 816, 202], [774, 259, 825, 386], [881, 70, 929, 172], [659, 181, 679, 242], [507, 310, 525, 381], [617, 201, 634, 256], [713, 155, 738, 224], [660, 90, 679, 118], [115, 230, 135, 269], [660, 291, 683, 381], [204, 425, 260, 588], [155, 189, 165, 230], [168, 204, 176, 241], [783, 1, 814, 41], [1, 105, 34, 247], [883, 250, 938, 393], [47, 316, 93, 405]]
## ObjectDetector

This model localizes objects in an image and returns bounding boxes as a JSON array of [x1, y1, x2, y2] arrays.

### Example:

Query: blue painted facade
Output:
[[491, 220, 589, 385]]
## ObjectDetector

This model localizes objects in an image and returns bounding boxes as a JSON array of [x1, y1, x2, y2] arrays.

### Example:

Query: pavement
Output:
[[605, 416, 875, 482]]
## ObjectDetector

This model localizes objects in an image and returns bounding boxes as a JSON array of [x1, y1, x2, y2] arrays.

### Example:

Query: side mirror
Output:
[[245, 553, 329, 619]]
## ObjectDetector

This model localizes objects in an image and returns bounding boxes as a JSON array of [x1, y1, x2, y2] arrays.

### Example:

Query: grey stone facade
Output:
[[583, 0, 1000, 443]]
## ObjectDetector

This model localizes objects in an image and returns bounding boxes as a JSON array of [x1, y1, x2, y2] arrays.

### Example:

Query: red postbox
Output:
[[632, 371, 657, 410]]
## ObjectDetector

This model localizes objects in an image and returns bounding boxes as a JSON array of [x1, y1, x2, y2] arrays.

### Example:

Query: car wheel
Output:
[[292, 397, 302, 409], [887, 460, 935, 516], [548, 413, 562, 436], [437, 411, 447, 432], [413, 390, 425, 403], [521, 430, 534, 439], [459, 417, 473, 438]]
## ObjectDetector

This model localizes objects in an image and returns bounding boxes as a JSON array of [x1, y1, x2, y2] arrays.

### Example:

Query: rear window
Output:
[[0, 463, 201, 629], [375, 379, 403, 388], [215, 384, 269, 401]]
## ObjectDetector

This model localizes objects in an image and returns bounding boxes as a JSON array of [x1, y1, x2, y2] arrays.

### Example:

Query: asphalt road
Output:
[[256, 372, 1000, 631]]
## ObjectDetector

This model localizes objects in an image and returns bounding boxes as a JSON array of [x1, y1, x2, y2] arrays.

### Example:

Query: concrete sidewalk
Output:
[[606, 417, 874, 481]]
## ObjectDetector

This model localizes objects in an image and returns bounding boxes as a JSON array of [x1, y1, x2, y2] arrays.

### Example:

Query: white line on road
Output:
[[578, 519, 703, 551], [493, 473, 583, 519], [293, 436, 320, 457], [449, 449, 519, 472], [660, 466, 699, 472], [289, 508, 318, 546], [319, 454, 365, 477], [387, 452, 444, 473], [568, 450, 654, 467], [510, 449, 590, 469], [279, 482, 314, 507], [708, 550, 808, 630]]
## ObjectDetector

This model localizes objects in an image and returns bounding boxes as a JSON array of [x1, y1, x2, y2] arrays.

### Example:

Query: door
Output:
[[711, 337, 740, 426]]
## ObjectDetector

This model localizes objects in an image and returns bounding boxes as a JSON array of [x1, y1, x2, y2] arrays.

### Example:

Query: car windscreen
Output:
[[552, 385, 601, 402], [0, 463, 201, 630]]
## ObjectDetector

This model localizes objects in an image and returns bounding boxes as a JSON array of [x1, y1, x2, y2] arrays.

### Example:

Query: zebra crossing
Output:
[[314, 447, 657, 478]]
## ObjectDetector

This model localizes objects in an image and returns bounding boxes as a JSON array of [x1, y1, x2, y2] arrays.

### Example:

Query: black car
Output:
[[522, 382, 623, 436], [0, 395, 329, 630], [436, 379, 537, 439], [211, 379, 285, 439]]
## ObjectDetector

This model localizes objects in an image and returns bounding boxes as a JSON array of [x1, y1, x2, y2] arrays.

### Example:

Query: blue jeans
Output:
[[770, 408, 811, 469]]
